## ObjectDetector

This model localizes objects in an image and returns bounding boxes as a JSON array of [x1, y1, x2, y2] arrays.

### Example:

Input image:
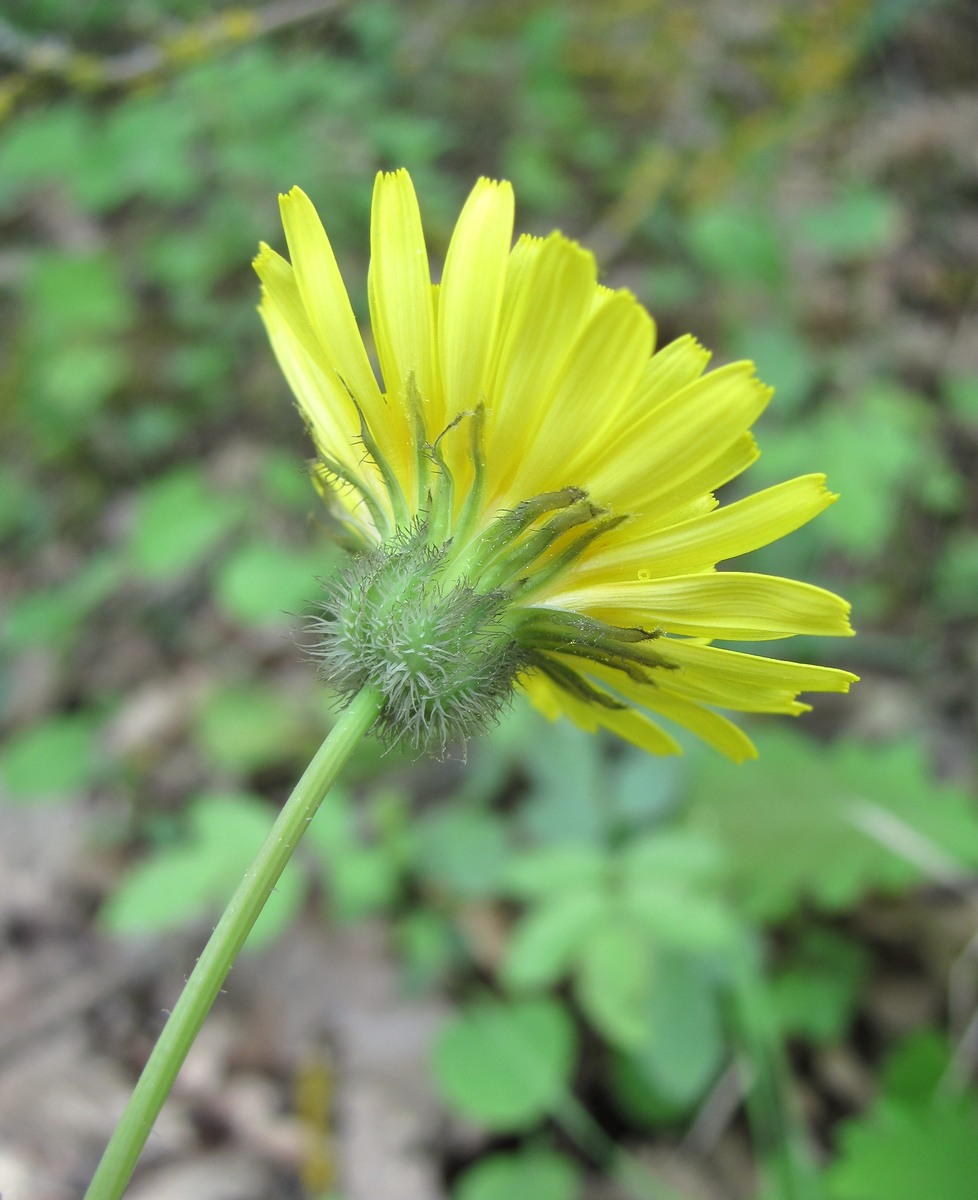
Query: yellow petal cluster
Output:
[[255, 169, 856, 761]]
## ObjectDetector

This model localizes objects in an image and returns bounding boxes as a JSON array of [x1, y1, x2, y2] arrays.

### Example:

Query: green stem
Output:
[[85, 686, 384, 1200]]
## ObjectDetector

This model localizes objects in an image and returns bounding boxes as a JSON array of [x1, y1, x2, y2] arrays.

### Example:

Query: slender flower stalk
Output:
[[84, 687, 383, 1200], [255, 169, 856, 759]]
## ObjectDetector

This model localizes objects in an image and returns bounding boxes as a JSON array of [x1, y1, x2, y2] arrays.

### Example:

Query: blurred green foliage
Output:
[[1, 1, 975, 1197]]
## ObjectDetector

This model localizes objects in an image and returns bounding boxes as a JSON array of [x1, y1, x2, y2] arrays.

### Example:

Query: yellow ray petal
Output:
[[549, 572, 854, 640], [580, 475, 837, 579], [630, 432, 760, 529], [590, 362, 771, 511], [581, 661, 758, 762], [254, 243, 323, 365], [521, 670, 682, 756], [439, 178, 514, 417], [260, 282, 360, 468], [278, 186, 385, 429], [512, 289, 655, 498], [659, 640, 858, 712], [613, 333, 711, 431], [484, 233, 596, 505], [368, 169, 438, 456]]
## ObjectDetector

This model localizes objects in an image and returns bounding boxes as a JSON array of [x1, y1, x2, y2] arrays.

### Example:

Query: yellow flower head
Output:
[[254, 169, 856, 760]]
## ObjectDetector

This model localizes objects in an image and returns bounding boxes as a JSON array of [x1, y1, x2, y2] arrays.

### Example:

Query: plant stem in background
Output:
[[84, 685, 384, 1200]]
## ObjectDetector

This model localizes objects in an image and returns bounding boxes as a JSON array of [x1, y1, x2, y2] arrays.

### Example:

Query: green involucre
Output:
[[308, 530, 527, 755]]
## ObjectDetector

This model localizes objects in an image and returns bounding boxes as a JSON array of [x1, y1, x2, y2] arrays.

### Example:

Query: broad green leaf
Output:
[[754, 383, 954, 554], [414, 808, 510, 898], [305, 785, 357, 854], [575, 916, 652, 1049], [686, 204, 785, 286], [0, 104, 92, 204], [27, 252, 133, 339], [935, 532, 978, 617], [102, 792, 303, 950], [619, 829, 725, 887], [943, 373, 978, 424], [34, 342, 128, 419], [101, 793, 304, 949], [454, 1149, 580, 1200], [626, 883, 742, 952], [432, 998, 576, 1130], [826, 1033, 978, 1200], [611, 748, 686, 827], [215, 541, 325, 626], [731, 322, 819, 414], [396, 911, 461, 995], [502, 887, 609, 991], [327, 847, 402, 920], [76, 95, 200, 211], [260, 448, 321, 511], [609, 1052, 690, 1127], [626, 951, 726, 1106], [829, 1100, 978, 1200], [0, 468, 38, 542], [5, 554, 122, 649], [195, 685, 301, 773], [128, 467, 241, 579], [0, 714, 101, 802], [687, 729, 978, 920], [503, 845, 606, 900], [519, 717, 606, 844], [796, 187, 901, 260], [770, 928, 868, 1043]]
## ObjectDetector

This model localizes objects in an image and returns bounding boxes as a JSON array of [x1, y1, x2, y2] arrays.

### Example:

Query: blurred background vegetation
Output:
[[1, 1, 977, 1198]]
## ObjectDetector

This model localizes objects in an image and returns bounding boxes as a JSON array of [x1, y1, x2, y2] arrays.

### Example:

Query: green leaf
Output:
[[414, 808, 510, 899], [880, 1030, 950, 1106], [27, 252, 133, 339], [796, 187, 901, 261], [730, 322, 819, 414], [215, 541, 327, 626], [770, 928, 868, 1043], [575, 916, 652, 1049], [454, 1149, 580, 1200], [0, 714, 101, 802], [754, 383, 954, 554], [396, 910, 461, 995], [195, 684, 302, 773], [626, 950, 726, 1107], [686, 204, 786, 286], [619, 829, 725, 886], [76, 95, 200, 211], [128, 467, 241, 580], [826, 1033, 978, 1200], [610, 748, 686, 828], [328, 847, 403, 920], [5, 554, 122, 649], [686, 729, 978, 920], [935, 532, 978, 617], [519, 717, 606, 844], [34, 342, 128, 419], [260, 448, 320, 511], [943, 373, 978, 424], [502, 887, 609, 991], [0, 104, 92, 206], [0, 468, 39, 543], [829, 1100, 978, 1200], [101, 793, 304, 949], [627, 884, 741, 952], [432, 998, 576, 1130], [503, 844, 606, 900]]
